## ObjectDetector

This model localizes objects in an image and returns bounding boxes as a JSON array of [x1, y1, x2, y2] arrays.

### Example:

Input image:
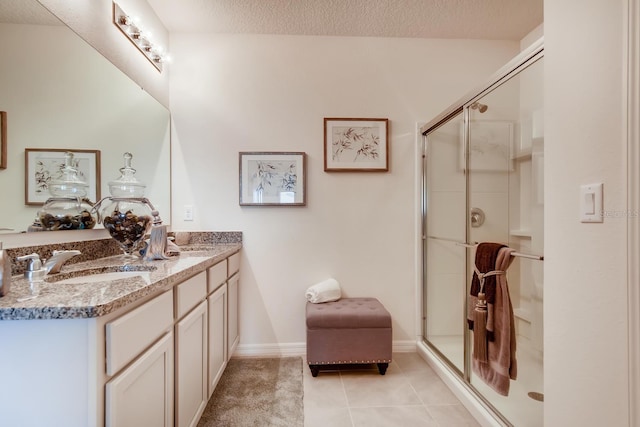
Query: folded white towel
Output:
[[305, 278, 342, 303]]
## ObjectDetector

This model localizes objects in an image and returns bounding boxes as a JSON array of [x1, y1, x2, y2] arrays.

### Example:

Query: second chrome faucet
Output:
[[44, 250, 82, 274]]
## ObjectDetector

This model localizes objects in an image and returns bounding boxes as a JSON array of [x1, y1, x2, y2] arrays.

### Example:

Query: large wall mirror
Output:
[[0, 0, 170, 237]]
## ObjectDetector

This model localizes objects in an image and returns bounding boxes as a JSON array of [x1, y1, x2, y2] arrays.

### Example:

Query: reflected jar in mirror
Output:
[[39, 152, 96, 231], [96, 153, 153, 257], [39, 198, 96, 231]]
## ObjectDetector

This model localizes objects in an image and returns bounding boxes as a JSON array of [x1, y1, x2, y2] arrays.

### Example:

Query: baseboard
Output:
[[233, 339, 418, 358], [392, 340, 418, 352], [234, 342, 306, 358]]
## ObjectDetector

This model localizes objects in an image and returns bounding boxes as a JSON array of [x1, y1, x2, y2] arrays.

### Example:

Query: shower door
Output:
[[466, 55, 544, 427], [421, 45, 544, 427], [423, 111, 467, 373]]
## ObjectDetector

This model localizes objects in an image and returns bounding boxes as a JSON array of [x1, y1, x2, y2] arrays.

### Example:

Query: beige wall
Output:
[[545, 0, 629, 425], [168, 33, 518, 351]]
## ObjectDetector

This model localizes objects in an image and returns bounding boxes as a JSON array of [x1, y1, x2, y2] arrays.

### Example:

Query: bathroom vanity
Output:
[[0, 233, 241, 427]]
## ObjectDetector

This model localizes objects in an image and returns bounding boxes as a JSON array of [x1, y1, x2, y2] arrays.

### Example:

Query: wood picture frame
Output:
[[239, 151, 306, 206], [25, 148, 101, 205], [0, 111, 6, 169], [324, 117, 389, 172]]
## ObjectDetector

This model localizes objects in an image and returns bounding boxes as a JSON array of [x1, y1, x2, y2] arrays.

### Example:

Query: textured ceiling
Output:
[[147, 0, 543, 40]]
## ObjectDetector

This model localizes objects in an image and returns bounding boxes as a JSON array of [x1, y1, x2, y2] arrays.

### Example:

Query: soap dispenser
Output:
[[0, 242, 11, 297]]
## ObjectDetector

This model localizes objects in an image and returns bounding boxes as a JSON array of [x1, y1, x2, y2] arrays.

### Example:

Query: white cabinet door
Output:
[[207, 283, 227, 397], [227, 273, 239, 357], [175, 300, 208, 427], [105, 332, 174, 427]]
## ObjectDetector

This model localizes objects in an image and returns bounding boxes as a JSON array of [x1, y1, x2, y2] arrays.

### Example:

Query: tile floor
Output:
[[303, 352, 481, 427]]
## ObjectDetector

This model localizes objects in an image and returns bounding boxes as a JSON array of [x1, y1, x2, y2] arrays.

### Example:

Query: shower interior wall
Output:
[[510, 56, 544, 358]]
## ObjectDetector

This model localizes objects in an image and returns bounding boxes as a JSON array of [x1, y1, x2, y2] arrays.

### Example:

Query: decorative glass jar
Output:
[[95, 153, 153, 257], [39, 152, 96, 231]]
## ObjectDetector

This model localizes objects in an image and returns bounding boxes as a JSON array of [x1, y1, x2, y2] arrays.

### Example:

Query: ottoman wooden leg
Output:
[[309, 365, 320, 377], [377, 363, 388, 375]]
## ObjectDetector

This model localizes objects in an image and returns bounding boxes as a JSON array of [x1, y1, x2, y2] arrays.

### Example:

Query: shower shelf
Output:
[[512, 150, 532, 161], [514, 306, 532, 322], [510, 229, 532, 238]]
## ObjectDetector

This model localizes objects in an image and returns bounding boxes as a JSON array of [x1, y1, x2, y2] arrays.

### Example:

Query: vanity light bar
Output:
[[112, 2, 167, 72]]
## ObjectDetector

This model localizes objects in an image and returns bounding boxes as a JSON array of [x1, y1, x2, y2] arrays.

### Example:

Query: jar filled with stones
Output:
[[97, 153, 152, 257], [39, 152, 96, 231]]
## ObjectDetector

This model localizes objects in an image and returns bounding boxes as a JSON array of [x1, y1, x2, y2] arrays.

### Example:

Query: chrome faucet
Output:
[[44, 250, 82, 274]]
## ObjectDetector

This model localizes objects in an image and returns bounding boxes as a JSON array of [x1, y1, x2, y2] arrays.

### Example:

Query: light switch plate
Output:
[[184, 205, 194, 221], [580, 183, 603, 223]]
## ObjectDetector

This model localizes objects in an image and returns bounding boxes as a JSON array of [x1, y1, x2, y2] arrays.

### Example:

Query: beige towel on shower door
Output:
[[472, 245, 517, 396]]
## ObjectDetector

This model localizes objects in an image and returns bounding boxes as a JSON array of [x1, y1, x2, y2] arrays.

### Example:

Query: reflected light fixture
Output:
[[113, 2, 168, 72]]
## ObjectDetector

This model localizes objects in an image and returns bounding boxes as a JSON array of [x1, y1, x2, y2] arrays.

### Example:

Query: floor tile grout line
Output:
[[398, 355, 461, 427], [303, 355, 477, 427], [348, 404, 435, 409], [403, 363, 444, 426], [339, 371, 357, 427]]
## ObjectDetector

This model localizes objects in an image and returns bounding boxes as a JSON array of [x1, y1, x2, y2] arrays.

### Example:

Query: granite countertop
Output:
[[0, 243, 241, 321]]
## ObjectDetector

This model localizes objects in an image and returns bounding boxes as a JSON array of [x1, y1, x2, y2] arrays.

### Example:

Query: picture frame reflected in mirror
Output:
[[24, 148, 101, 206], [0, 111, 6, 169]]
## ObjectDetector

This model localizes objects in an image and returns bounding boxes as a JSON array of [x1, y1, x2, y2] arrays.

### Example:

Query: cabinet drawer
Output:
[[228, 252, 240, 276], [207, 260, 227, 294], [106, 290, 173, 376], [176, 271, 207, 319]]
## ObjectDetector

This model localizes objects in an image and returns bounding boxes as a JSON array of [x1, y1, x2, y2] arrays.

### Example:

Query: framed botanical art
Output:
[[239, 152, 306, 206], [25, 148, 101, 205], [324, 117, 389, 172]]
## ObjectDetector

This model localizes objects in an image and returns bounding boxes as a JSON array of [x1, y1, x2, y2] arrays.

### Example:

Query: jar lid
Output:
[[108, 152, 146, 198], [48, 152, 89, 198]]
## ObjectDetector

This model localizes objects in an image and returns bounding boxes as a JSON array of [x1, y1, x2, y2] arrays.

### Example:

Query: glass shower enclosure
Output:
[[421, 42, 544, 426]]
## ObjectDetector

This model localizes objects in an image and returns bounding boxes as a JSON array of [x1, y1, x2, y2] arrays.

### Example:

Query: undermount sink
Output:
[[46, 265, 157, 285], [54, 271, 152, 285], [177, 245, 216, 252]]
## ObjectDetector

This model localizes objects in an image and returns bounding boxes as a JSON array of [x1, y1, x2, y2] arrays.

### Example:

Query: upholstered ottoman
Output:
[[306, 297, 392, 377]]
